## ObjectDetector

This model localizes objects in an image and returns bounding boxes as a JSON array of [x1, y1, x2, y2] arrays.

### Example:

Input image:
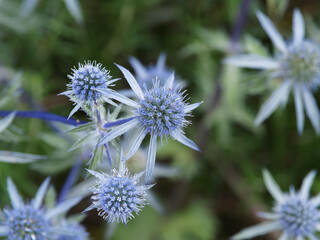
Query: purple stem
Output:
[[0, 110, 87, 126], [57, 157, 83, 204], [102, 117, 135, 129], [230, 0, 252, 52]]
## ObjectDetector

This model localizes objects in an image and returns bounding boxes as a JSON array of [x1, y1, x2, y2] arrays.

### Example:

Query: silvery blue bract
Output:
[[225, 9, 320, 135], [231, 170, 320, 240], [129, 53, 185, 89]]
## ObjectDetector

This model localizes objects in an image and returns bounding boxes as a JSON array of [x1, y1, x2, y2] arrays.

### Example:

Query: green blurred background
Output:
[[1, 0, 320, 239]]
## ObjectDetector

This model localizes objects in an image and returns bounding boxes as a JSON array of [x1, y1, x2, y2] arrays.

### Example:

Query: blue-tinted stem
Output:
[[0, 110, 87, 126], [103, 117, 135, 129], [95, 107, 113, 166], [57, 157, 83, 204]]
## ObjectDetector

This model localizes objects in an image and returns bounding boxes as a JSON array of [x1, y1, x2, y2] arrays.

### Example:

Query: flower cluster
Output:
[[60, 52, 201, 225]]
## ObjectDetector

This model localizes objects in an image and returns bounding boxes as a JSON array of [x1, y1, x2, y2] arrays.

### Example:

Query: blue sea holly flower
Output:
[[97, 64, 202, 182], [60, 61, 118, 119], [84, 157, 153, 224], [231, 170, 320, 240], [129, 53, 185, 88], [56, 221, 89, 240], [225, 9, 320, 134], [0, 178, 82, 240]]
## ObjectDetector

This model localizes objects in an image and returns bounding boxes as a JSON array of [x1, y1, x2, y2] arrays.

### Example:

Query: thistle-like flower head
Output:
[[4, 204, 49, 240], [129, 53, 185, 88], [231, 170, 320, 240], [276, 193, 319, 237], [137, 82, 187, 137], [278, 40, 320, 87], [225, 9, 320, 135], [61, 61, 117, 118], [96, 64, 202, 182], [85, 158, 153, 224], [0, 178, 82, 240]]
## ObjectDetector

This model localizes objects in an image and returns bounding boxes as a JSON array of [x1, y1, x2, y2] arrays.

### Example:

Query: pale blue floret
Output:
[[96, 64, 202, 182], [0, 178, 83, 240], [60, 61, 118, 119], [84, 157, 153, 224], [231, 170, 320, 240], [129, 53, 185, 88], [225, 9, 320, 135]]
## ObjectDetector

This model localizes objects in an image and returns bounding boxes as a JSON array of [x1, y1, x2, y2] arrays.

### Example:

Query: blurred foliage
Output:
[[1, 0, 320, 239]]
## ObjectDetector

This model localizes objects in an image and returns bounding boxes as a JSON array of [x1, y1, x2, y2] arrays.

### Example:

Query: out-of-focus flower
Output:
[[84, 156, 153, 225], [60, 61, 118, 118], [56, 220, 89, 240], [129, 53, 185, 89], [232, 170, 320, 240], [0, 178, 82, 240], [97, 64, 202, 182], [225, 9, 320, 134]]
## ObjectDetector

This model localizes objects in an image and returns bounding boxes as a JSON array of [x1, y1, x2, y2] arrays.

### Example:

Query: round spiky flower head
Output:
[[276, 193, 319, 237], [85, 157, 153, 224], [97, 64, 202, 182], [137, 82, 187, 137], [0, 178, 83, 240], [61, 61, 118, 118], [4, 204, 49, 240], [225, 9, 320, 135], [231, 170, 320, 240], [277, 40, 320, 87]]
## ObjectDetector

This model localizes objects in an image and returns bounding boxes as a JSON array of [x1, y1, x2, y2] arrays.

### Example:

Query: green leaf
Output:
[[68, 132, 99, 152], [66, 122, 95, 134], [89, 145, 104, 170], [0, 72, 22, 107], [0, 151, 47, 163], [243, 34, 269, 56], [44, 186, 57, 209]]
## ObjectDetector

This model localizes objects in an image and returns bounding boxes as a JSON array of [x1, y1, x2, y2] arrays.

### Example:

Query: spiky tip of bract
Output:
[[137, 82, 187, 138], [67, 61, 113, 104], [3, 204, 50, 240], [86, 169, 152, 225]]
